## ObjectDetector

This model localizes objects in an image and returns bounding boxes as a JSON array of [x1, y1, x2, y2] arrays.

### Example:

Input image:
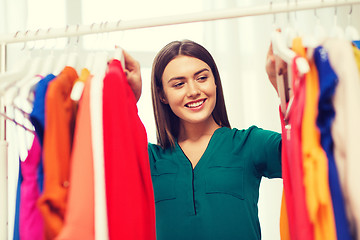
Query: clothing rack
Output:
[[1, 0, 360, 67], [1, 0, 360, 239]]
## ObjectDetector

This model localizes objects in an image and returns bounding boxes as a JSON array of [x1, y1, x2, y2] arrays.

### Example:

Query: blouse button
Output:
[[62, 181, 70, 188]]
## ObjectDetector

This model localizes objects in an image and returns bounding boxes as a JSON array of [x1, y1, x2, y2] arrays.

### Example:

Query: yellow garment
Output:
[[352, 45, 360, 74], [292, 38, 337, 240], [76, 68, 90, 84], [280, 192, 291, 240]]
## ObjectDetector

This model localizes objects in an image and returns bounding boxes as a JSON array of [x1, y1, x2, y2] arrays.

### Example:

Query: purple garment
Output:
[[19, 135, 44, 240]]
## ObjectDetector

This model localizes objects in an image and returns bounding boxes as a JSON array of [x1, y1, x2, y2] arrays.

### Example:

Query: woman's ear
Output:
[[158, 90, 168, 104], [160, 97, 168, 104]]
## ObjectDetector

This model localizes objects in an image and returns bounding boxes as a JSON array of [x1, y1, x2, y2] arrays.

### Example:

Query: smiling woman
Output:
[[162, 56, 217, 126], [151, 40, 230, 150], [123, 39, 283, 240], [7, 1, 359, 239]]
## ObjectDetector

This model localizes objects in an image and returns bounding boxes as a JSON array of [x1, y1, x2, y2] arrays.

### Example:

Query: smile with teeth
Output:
[[186, 99, 205, 108]]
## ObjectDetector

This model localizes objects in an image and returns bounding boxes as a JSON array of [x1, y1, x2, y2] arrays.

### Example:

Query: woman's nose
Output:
[[186, 81, 200, 98]]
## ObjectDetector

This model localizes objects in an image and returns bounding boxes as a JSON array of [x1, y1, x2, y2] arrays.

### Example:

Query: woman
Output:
[[123, 39, 282, 240]]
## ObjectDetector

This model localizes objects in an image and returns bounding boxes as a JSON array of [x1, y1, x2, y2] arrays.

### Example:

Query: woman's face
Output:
[[161, 55, 217, 125]]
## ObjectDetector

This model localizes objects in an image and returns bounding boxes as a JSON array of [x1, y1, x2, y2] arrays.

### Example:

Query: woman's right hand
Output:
[[123, 50, 142, 102]]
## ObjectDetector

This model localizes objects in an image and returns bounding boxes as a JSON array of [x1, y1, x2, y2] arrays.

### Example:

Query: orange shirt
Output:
[[56, 74, 94, 240], [38, 66, 78, 240], [293, 38, 337, 240]]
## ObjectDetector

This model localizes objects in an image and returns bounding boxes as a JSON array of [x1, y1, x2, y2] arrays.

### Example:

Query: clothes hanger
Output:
[[70, 50, 95, 101], [0, 31, 32, 94], [11, 36, 43, 108], [113, 45, 125, 66], [271, 30, 310, 116], [0, 111, 34, 133], [309, 8, 326, 46], [71, 23, 109, 101], [345, 5, 360, 41], [13, 29, 56, 114], [283, 0, 298, 48], [301, 7, 327, 61], [329, 7, 345, 39], [5, 39, 40, 154], [114, 20, 126, 66], [92, 22, 110, 77], [53, 25, 80, 76]]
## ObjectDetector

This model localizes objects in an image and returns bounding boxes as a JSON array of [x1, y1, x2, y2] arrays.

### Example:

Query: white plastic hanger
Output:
[[5, 41, 41, 154], [0, 54, 31, 90], [16, 37, 56, 113], [302, 8, 326, 50], [345, 5, 360, 41], [70, 50, 95, 101], [271, 30, 310, 115], [53, 26, 80, 75], [0, 32, 33, 94], [329, 8, 345, 39], [113, 45, 125, 66], [283, 0, 298, 49]]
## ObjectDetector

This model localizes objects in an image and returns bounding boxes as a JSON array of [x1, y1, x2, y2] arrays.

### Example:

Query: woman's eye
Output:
[[174, 82, 184, 88], [197, 76, 208, 81]]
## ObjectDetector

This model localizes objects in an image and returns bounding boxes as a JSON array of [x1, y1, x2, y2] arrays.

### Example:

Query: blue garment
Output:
[[353, 40, 360, 49], [30, 74, 56, 145], [13, 160, 22, 240], [30, 73, 56, 193], [314, 46, 352, 240], [37, 157, 44, 193]]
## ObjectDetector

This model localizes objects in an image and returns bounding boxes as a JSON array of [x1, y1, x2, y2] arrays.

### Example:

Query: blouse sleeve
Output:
[[244, 126, 282, 179]]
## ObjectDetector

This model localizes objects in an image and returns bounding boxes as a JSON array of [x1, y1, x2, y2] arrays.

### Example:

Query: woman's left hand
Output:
[[265, 42, 287, 95]]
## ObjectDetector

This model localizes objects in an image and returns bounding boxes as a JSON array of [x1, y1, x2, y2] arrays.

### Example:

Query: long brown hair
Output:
[[151, 39, 231, 149]]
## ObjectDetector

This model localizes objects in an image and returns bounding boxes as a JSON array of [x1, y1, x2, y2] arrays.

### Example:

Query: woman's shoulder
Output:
[[220, 125, 281, 144], [147, 142, 175, 161], [220, 125, 269, 136]]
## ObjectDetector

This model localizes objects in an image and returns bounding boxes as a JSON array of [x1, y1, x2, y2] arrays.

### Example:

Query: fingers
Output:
[[123, 50, 139, 71]]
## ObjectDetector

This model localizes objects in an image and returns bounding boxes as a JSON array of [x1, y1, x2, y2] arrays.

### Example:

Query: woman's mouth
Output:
[[185, 99, 205, 108]]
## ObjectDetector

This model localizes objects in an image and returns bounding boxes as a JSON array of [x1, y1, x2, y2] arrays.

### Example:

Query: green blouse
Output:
[[148, 126, 282, 240]]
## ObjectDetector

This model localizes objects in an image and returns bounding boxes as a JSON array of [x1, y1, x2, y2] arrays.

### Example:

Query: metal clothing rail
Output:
[[0, 0, 359, 240], [0, 0, 360, 45]]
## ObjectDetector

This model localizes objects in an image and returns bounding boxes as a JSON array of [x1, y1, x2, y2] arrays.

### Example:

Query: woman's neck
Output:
[[178, 117, 220, 143]]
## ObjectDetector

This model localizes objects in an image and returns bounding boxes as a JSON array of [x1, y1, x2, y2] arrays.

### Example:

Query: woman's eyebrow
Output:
[[167, 68, 209, 83], [193, 68, 209, 76]]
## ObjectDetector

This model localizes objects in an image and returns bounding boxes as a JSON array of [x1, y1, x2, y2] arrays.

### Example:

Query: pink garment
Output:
[[19, 135, 44, 240]]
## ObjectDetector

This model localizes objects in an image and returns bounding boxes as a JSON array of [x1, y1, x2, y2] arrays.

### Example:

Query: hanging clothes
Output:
[[324, 38, 360, 239], [314, 46, 352, 240], [30, 74, 56, 146], [280, 193, 291, 240], [279, 53, 314, 240], [19, 135, 44, 240], [30, 74, 57, 194], [37, 66, 78, 240], [89, 52, 109, 240], [13, 160, 22, 240], [56, 73, 95, 240], [293, 38, 337, 240], [352, 43, 360, 72], [353, 40, 360, 49], [102, 59, 156, 240]]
